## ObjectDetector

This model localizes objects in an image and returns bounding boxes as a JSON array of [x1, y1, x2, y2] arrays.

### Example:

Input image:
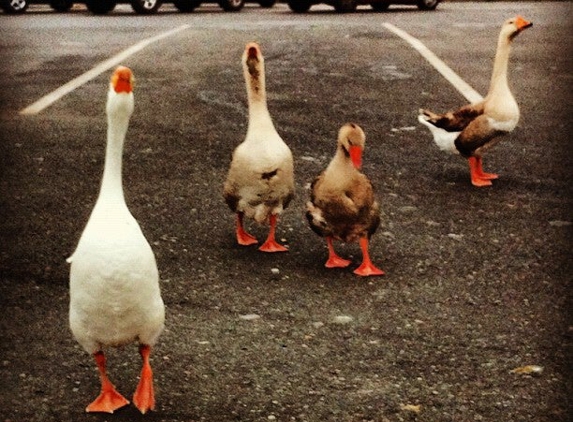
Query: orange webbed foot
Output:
[[468, 156, 497, 187], [133, 345, 156, 414], [478, 171, 498, 180], [325, 255, 351, 268], [258, 215, 288, 252], [325, 237, 350, 268], [86, 387, 129, 414], [471, 176, 494, 187], [353, 262, 385, 277], [237, 230, 258, 246], [235, 213, 258, 246], [353, 237, 385, 276], [259, 239, 288, 253], [133, 377, 155, 414]]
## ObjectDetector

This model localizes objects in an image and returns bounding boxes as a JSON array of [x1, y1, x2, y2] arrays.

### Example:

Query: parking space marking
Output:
[[383, 22, 484, 104], [19, 24, 190, 116]]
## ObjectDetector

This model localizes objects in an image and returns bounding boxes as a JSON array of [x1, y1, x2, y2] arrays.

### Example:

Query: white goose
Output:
[[418, 16, 533, 187], [306, 123, 384, 277], [224, 42, 295, 252], [68, 66, 165, 414]]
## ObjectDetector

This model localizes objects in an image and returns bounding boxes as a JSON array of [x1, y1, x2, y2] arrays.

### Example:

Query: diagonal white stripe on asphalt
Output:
[[383, 22, 484, 104], [19, 24, 190, 116]]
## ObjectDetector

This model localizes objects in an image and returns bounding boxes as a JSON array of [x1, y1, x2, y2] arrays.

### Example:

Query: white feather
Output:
[[417, 114, 460, 154], [68, 85, 164, 354]]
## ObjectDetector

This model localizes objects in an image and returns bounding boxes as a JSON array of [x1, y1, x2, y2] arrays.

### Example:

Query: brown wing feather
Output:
[[454, 114, 505, 157], [421, 101, 485, 132], [308, 173, 380, 243]]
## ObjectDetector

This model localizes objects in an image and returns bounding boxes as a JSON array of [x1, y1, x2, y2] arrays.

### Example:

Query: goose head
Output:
[[107, 66, 134, 118], [338, 123, 366, 169], [243, 42, 265, 97], [502, 15, 533, 42]]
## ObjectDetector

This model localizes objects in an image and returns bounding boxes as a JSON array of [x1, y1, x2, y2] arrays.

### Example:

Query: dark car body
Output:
[[287, 0, 441, 13]]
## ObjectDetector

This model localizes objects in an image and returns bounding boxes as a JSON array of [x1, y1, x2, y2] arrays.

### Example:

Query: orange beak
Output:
[[349, 145, 362, 169], [111, 66, 133, 94], [515, 15, 533, 32]]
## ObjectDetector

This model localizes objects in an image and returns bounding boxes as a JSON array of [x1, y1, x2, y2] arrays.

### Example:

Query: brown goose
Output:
[[306, 123, 384, 277], [418, 16, 533, 187], [224, 42, 295, 252]]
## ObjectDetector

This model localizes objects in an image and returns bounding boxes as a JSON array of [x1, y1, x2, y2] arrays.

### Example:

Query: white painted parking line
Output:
[[19, 24, 190, 116], [383, 22, 484, 104]]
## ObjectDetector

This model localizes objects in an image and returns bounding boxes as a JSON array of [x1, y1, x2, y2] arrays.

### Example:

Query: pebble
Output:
[[332, 315, 353, 324], [447, 233, 464, 241], [239, 314, 261, 321]]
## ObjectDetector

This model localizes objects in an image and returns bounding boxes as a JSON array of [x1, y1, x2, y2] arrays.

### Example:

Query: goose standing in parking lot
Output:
[[306, 123, 384, 277], [224, 42, 295, 252], [418, 16, 533, 187], [68, 66, 165, 414]]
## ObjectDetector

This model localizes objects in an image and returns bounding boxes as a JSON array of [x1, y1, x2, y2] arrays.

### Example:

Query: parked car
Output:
[[287, 0, 440, 13], [0, 0, 275, 14], [83, 0, 249, 14], [1, 0, 73, 13]]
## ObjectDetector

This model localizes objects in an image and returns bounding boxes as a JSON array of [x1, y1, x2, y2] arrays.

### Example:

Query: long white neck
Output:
[[98, 93, 132, 204], [487, 33, 512, 99], [245, 65, 275, 136]]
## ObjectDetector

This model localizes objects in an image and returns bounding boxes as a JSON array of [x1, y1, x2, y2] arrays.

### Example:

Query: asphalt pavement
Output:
[[0, 2, 572, 421]]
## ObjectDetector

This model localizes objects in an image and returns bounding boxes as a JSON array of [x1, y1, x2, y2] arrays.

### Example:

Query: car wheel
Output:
[[370, 1, 389, 11], [174, 0, 200, 11], [86, 0, 116, 14], [334, 0, 356, 13], [258, 0, 275, 7], [218, 0, 244, 12], [1, 0, 29, 13], [287, 0, 311, 13], [417, 0, 438, 10], [50, 0, 73, 12], [131, 0, 162, 14]]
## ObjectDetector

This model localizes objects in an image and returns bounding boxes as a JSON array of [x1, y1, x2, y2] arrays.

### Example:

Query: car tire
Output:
[[131, 0, 162, 13], [1, 0, 29, 13], [370, 1, 389, 11], [218, 0, 244, 12], [334, 0, 356, 13], [287, 0, 311, 13], [86, 0, 116, 14], [417, 0, 438, 10], [174, 0, 200, 11], [50, 0, 73, 12], [258, 0, 275, 7]]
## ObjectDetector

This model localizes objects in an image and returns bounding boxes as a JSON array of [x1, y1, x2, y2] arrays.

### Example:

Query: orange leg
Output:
[[259, 214, 288, 252], [133, 345, 156, 414], [324, 237, 351, 268], [468, 156, 498, 187], [235, 212, 258, 246], [86, 351, 129, 413], [353, 237, 385, 277]]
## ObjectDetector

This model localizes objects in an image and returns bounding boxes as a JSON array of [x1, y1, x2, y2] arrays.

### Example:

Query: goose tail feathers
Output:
[[417, 111, 459, 155]]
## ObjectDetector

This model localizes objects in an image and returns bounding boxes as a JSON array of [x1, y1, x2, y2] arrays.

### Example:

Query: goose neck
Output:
[[488, 35, 512, 97], [331, 145, 354, 172], [99, 114, 128, 203]]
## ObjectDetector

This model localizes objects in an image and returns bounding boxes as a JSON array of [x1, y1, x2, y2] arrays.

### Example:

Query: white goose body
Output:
[[228, 111, 294, 223], [68, 200, 164, 351], [68, 66, 163, 414], [224, 42, 294, 252]]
